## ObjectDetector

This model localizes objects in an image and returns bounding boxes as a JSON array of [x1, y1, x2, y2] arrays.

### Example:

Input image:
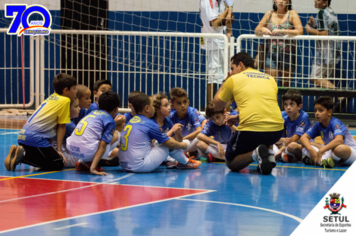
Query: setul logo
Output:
[[324, 193, 347, 215]]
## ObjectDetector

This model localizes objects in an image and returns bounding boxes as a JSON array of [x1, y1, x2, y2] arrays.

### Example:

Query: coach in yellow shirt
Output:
[[213, 52, 284, 175]]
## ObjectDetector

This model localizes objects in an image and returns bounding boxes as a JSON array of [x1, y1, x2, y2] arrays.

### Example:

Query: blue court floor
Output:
[[0, 126, 349, 236]]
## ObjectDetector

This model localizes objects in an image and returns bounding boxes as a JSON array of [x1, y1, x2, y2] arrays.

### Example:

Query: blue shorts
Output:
[[265, 52, 296, 71]]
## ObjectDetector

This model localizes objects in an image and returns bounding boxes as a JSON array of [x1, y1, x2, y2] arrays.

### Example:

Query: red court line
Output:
[[0, 178, 207, 232]]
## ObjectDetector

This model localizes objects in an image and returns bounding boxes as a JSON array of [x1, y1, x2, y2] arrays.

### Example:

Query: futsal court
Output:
[[0, 116, 351, 236]]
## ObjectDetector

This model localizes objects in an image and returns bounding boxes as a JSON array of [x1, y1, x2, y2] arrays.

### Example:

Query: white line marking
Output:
[[0, 132, 19, 135], [0, 190, 213, 234], [177, 198, 303, 223], [0, 175, 214, 191], [54, 222, 88, 230], [0, 173, 135, 204]]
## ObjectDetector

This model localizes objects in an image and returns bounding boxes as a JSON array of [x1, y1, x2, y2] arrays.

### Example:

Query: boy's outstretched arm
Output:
[[56, 124, 67, 165], [183, 126, 202, 140], [91, 140, 108, 175], [161, 138, 189, 150]]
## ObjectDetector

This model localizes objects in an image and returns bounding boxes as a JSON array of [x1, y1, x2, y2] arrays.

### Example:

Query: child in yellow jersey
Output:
[[4, 73, 77, 171]]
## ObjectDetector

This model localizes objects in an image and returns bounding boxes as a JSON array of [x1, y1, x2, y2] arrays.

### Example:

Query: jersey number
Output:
[[75, 115, 95, 136], [120, 125, 132, 151], [28, 102, 47, 123]]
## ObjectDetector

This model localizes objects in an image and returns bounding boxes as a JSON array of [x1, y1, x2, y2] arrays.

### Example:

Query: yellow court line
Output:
[[0, 168, 75, 181], [214, 162, 347, 171]]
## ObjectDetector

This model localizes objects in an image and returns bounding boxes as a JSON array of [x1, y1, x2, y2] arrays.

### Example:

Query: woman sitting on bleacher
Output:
[[254, 0, 303, 87]]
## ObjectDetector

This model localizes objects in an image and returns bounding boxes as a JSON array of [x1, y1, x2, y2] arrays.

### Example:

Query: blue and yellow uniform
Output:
[[71, 108, 87, 125], [306, 117, 356, 149], [283, 110, 311, 139], [119, 115, 170, 171], [124, 112, 134, 124], [170, 107, 201, 137], [86, 102, 99, 115], [18, 93, 70, 147], [67, 110, 116, 161]]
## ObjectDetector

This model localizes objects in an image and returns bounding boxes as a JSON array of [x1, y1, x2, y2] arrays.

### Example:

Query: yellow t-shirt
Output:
[[218, 68, 284, 132], [18, 93, 71, 147]]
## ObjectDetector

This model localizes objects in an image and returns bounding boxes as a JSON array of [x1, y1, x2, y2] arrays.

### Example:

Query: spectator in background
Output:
[[200, 0, 229, 104], [255, 0, 303, 87], [305, 0, 340, 90]]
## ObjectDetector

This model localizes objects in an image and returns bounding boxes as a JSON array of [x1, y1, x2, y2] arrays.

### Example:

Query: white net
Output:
[[1, 0, 356, 111]]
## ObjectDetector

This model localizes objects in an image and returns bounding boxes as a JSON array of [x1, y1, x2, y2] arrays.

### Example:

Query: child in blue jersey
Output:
[[152, 93, 200, 169], [300, 96, 356, 168], [5, 73, 77, 171], [86, 80, 126, 131], [51, 97, 81, 167], [274, 90, 312, 163], [119, 93, 201, 173], [86, 79, 112, 114], [197, 101, 238, 162], [67, 91, 121, 175], [169, 88, 202, 153], [123, 91, 144, 124], [72, 84, 91, 125]]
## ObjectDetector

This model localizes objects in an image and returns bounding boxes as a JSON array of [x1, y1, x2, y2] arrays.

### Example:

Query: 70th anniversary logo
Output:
[[5, 4, 52, 36]]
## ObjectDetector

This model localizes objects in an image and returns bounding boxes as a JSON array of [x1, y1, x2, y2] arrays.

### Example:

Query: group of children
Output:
[[4, 73, 356, 176]]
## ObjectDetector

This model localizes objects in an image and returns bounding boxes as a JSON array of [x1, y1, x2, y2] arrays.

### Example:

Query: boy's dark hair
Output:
[[128, 91, 144, 104], [273, 0, 292, 11], [324, 0, 331, 6], [52, 73, 77, 95], [283, 89, 302, 106], [231, 52, 255, 69], [314, 96, 334, 111], [205, 101, 224, 118], [131, 93, 151, 114], [169, 87, 188, 102], [93, 80, 112, 92], [98, 91, 120, 113]]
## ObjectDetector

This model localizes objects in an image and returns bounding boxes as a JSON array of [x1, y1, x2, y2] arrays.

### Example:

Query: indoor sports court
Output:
[[0, 117, 352, 235], [1, 0, 356, 235]]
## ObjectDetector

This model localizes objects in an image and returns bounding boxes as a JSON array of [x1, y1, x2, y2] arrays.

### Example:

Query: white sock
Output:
[[268, 148, 275, 163], [331, 152, 341, 162], [252, 149, 258, 162], [206, 146, 219, 158], [169, 149, 189, 164], [188, 138, 199, 152], [166, 155, 176, 162]]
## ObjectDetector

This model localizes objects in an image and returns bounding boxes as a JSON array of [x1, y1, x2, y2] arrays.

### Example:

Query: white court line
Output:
[[0, 132, 19, 135], [177, 198, 303, 223], [0, 175, 214, 191], [0, 173, 135, 204], [54, 222, 88, 230], [0, 190, 214, 234]]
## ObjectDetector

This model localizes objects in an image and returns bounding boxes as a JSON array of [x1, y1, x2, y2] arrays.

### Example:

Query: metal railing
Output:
[[39, 30, 229, 112], [0, 29, 35, 108]]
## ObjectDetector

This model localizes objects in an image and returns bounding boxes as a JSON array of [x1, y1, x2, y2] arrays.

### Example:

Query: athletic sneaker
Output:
[[322, 158, 336, 168], [302, 155, 312, 165], [177, 159, 201, 169], [10, 146, 25, 171], [166, 160, 178, 169], [75, 162, 104, 172], [256, 145, 274, 175], [207, 153, 215, 163], [4, 145, 16, 171]]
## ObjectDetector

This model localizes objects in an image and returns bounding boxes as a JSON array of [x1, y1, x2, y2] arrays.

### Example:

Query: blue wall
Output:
[[1, 10, 356, 111]]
